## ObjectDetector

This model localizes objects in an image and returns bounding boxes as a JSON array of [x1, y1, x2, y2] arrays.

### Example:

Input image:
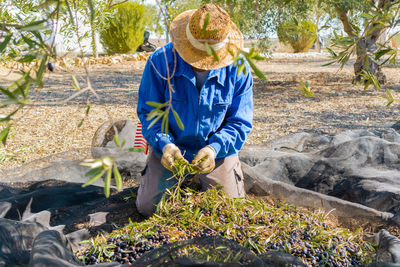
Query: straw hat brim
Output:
[[170, 9, 243, 71]]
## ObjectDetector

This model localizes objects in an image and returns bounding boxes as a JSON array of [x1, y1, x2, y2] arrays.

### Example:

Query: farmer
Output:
[[136, 3, 253, 217]]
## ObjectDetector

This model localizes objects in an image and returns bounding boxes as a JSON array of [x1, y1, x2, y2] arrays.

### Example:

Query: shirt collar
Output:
[[174, 49, 227, 87], [174, 52, 195, 82], [208, 68, 227, 87]]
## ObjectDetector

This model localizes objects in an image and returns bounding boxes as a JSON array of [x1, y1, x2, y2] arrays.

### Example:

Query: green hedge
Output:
[[276, 20, 317, 53], [100, 1, 146, 54]]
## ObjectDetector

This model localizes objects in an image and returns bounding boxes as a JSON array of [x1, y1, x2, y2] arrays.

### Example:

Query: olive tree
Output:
[[267, 0, 398, 103], [324, 0, 400, 87]]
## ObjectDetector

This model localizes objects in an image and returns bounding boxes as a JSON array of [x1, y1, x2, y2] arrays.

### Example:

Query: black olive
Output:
[[47, 62, 55, 72]]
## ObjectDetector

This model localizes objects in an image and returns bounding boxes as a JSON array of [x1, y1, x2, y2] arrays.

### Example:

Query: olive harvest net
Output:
[[133, 236, 267, 266]]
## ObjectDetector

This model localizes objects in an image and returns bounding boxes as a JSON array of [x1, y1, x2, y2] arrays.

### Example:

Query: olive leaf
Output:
[[382, 89, 394, 107], [0, 125, 11, 145], [298, 81, 315, 97], [71, 75, 81, 91], [205, 42, 219, 62], [0, 35, 12, 53], [172, 107, 184, 130], [146, 101, 167, 109], [81, 157, 124, 197]]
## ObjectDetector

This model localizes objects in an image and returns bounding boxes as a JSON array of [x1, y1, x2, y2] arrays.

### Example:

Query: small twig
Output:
[[324, 208, 336, 220], [106, 0, 128, 9], [154, 0, 170, 28], [33, 3, 61, 103], [148, 48, 177, 81], [50, 1, 61, 58], [147, 0, 178, 134], [29, 86, 91, 106], [68, 0, 116, 132]]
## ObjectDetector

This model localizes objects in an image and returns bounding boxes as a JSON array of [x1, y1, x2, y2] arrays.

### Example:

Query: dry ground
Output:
[[0, 54, 399, 170]]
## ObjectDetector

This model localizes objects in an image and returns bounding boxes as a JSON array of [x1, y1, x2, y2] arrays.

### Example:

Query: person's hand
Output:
[[161, 143, 187, 172], [192, 146, 216, 174]]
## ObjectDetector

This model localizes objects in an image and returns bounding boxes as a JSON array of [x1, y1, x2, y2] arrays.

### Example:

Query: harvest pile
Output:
[[76, 187, 375, 266]]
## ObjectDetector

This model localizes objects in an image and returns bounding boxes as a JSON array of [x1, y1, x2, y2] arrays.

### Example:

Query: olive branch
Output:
[[157, 157, 200, 210]]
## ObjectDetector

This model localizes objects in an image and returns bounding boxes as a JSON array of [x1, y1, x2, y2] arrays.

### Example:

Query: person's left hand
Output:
[[192, 146, 216, 174]]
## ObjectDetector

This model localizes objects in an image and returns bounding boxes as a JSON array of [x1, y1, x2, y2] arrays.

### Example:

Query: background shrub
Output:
[[250, 38, 271, 55], [276, 19, 317, 53], [99, 1, 146, 54]]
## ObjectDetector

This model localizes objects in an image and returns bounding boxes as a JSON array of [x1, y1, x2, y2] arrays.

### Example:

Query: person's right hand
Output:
[[161, 143, 187, 172]]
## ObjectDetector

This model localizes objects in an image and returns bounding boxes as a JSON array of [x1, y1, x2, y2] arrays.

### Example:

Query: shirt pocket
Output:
[[211, 100, 229, 131], [171, 98, 188, 111]]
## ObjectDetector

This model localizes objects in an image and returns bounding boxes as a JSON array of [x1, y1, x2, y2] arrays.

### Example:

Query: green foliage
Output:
[[77, 148, 374, 264], [57, 0, 133, 56], [79, 187, 375, 265], [78, 238, 115, 263], [145, 101, 184, 135], [249, 38, 271, 55], [325, 0, 400, 105], [0, 126, 11, 145], [143, 4, 164, 36], [162, 0, 202, 22], [200, 0, 315, 40], [125, 147, 145, 152], [382, 88, 394, 107], [228, 48, 267, 81], [171, 157, 197, 179], [0, 145, 33, 163], [81, 156, 123, 198], [298, 80, 315, 97], [277, 19, 317, 53], [0, 1, 54, 145], [77, 105, 91, 128], [99, 1, 146, 54], [80, 133, 138, 197], [360, 70, 395, 106]]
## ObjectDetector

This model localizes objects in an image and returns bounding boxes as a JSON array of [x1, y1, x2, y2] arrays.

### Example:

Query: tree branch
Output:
[[106, 0, 128, 9], [335, 7, 356, 37]]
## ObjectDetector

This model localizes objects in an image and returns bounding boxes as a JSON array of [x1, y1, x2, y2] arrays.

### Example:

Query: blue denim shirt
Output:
[[137, 42, 253, 162]]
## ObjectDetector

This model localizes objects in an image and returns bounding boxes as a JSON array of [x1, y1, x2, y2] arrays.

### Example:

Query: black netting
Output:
[[133, 236, 266, 267]]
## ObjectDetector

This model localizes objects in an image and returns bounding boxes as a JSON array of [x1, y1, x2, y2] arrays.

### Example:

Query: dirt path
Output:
[[252, 56, 400, 144], [0, 55, 399, 170]]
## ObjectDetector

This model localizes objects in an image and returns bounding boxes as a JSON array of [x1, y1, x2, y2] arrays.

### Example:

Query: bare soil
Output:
[[0, 54, 399, 170]]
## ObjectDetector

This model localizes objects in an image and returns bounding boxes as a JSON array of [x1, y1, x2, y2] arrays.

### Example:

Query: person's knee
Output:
[[201, 155, 245, 198], [135, 196, 156, 217], [221, 184, 245, 198]]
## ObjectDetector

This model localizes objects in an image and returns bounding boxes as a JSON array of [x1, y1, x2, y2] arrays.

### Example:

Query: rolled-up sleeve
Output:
[[207, 65, 253, 159], [137, 55, 174, 154]]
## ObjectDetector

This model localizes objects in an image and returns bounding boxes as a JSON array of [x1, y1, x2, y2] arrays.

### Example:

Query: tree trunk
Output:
[[336, 6, 387, 84], [86, 6, 98, 58], [90, 27, 98, 58], [353, 36, 386, 84], [314, 2, 321, 53], [315, 15, 321, 53]]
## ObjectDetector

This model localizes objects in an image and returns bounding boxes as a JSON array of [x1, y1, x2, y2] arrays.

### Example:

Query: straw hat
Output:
[[170, 3, 243, 70]]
